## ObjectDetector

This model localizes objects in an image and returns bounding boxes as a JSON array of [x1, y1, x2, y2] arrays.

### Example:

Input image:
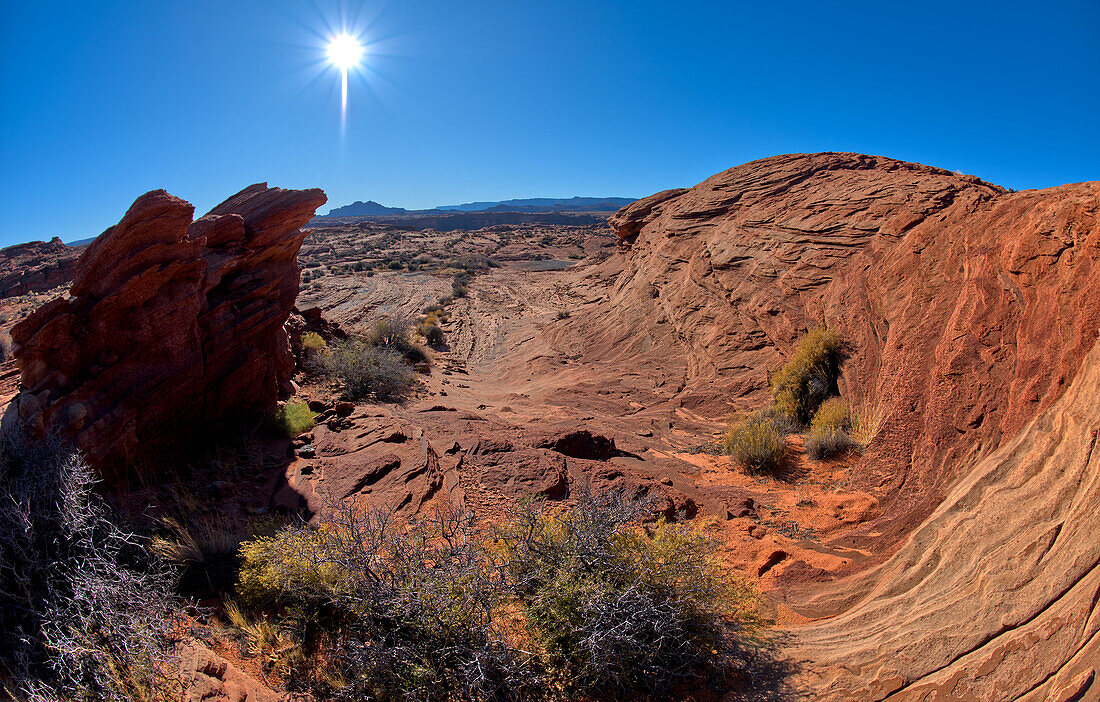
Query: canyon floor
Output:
[[291, 219, 880, 630], [2, 153, 1097, 701]]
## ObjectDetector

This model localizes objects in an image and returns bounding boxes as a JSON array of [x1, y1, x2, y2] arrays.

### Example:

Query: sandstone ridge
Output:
[[605, 152, 1099, 556], [600, 152, 1099, 698]]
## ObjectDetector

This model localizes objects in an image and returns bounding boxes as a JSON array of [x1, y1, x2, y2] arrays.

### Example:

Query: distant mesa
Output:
[[434, 196, 635, 213], [326, 200, 408, 216], [0, 236, 80, 299], [323, 195, 634, 217]]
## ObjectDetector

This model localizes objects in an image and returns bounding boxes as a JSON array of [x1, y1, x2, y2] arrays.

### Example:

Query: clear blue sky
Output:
[[1, 0, 1097, 245]]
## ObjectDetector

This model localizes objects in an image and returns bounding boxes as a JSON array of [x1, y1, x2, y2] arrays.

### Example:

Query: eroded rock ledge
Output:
[[5, 184, 327, 474]]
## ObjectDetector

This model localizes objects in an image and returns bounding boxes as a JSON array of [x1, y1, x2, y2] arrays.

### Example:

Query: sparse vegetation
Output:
[[0, 430, 183, 700], [452, 269, 473, 298], [501, 489, 762, 699], [556, 310, 571, 320], [804, 429, 855, 461], [724, 410, 787, 475], [365, 316, 429, 364], [805, 397, 855, 461], [418, 320, 445, 347], [769, 328, 845, 426], [810, 397, 849, 434], [228, 489, 763, 701], [416, 306, 449, 348], [301, 331, 327, 354], [850, 397, 888, 450], [152, 514, 264, 596]]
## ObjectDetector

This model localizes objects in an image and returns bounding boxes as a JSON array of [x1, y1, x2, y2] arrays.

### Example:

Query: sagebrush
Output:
[[724, 411, 787, 474], [314, 338, 415, 401], [0, 430, 183, 701], [231, 489, 762, 701]]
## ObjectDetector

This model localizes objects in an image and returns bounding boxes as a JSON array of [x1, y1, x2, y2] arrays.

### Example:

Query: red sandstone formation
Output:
[[5, 184, 326, 474], [604, 152, 1099, 697], [788, 335, 1100, 699], [606, 152, 1099, 556], [0, 236, 79, 299]]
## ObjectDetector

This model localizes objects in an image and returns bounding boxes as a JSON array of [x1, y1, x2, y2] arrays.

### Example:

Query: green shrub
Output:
[[556, 310, 571, 320], [451, 282, 469, 298], [418, 321, 445, 347], [769, 328, 845, 426], [301, 332, 326, 354], [366, 316, 410, 348], [810, 397, 849, 434], [804, 396, 854, 460], [724, 411, 786, 474], [273, 401, 316, 438], [500, 489, 761, 699], [316, 340, 415, 401], [230, 490, 762, 701], [366, 316, 429, 364], [235, 500, 527, 700]]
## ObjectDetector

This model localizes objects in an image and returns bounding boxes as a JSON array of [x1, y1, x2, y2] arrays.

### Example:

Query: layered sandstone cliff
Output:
[[606, 152, 1099, 555], [6, 184, 327, 474], [0, 237, 78, 299]]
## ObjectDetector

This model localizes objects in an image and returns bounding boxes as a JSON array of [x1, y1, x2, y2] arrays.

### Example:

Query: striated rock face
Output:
[[606, 152, 1099, 554], [0, 237, 79, 299], [6, 184, 326, 474], [604, 152, 1100, 698], [788, 336, 1100, 700]]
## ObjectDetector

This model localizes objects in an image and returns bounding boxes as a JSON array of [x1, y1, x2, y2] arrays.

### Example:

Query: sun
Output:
[[327, 33, 363, 71]]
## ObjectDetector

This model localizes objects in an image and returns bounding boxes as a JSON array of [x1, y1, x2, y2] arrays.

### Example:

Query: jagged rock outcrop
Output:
[[0, 237, 79, 299], [177, 641, 282, 702], [6, 184, 326, 474], [285, 305, 348, 367]]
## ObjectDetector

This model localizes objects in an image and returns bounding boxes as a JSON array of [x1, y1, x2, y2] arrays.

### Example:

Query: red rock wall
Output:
[[6, 184, 326, 474], [606, 152, 1100, 697], [607, 152, 1100, 557]]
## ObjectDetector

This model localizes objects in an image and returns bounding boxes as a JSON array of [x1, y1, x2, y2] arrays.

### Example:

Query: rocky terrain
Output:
[[1, 152, 1096, 700], [0, 237, 80, 300]]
